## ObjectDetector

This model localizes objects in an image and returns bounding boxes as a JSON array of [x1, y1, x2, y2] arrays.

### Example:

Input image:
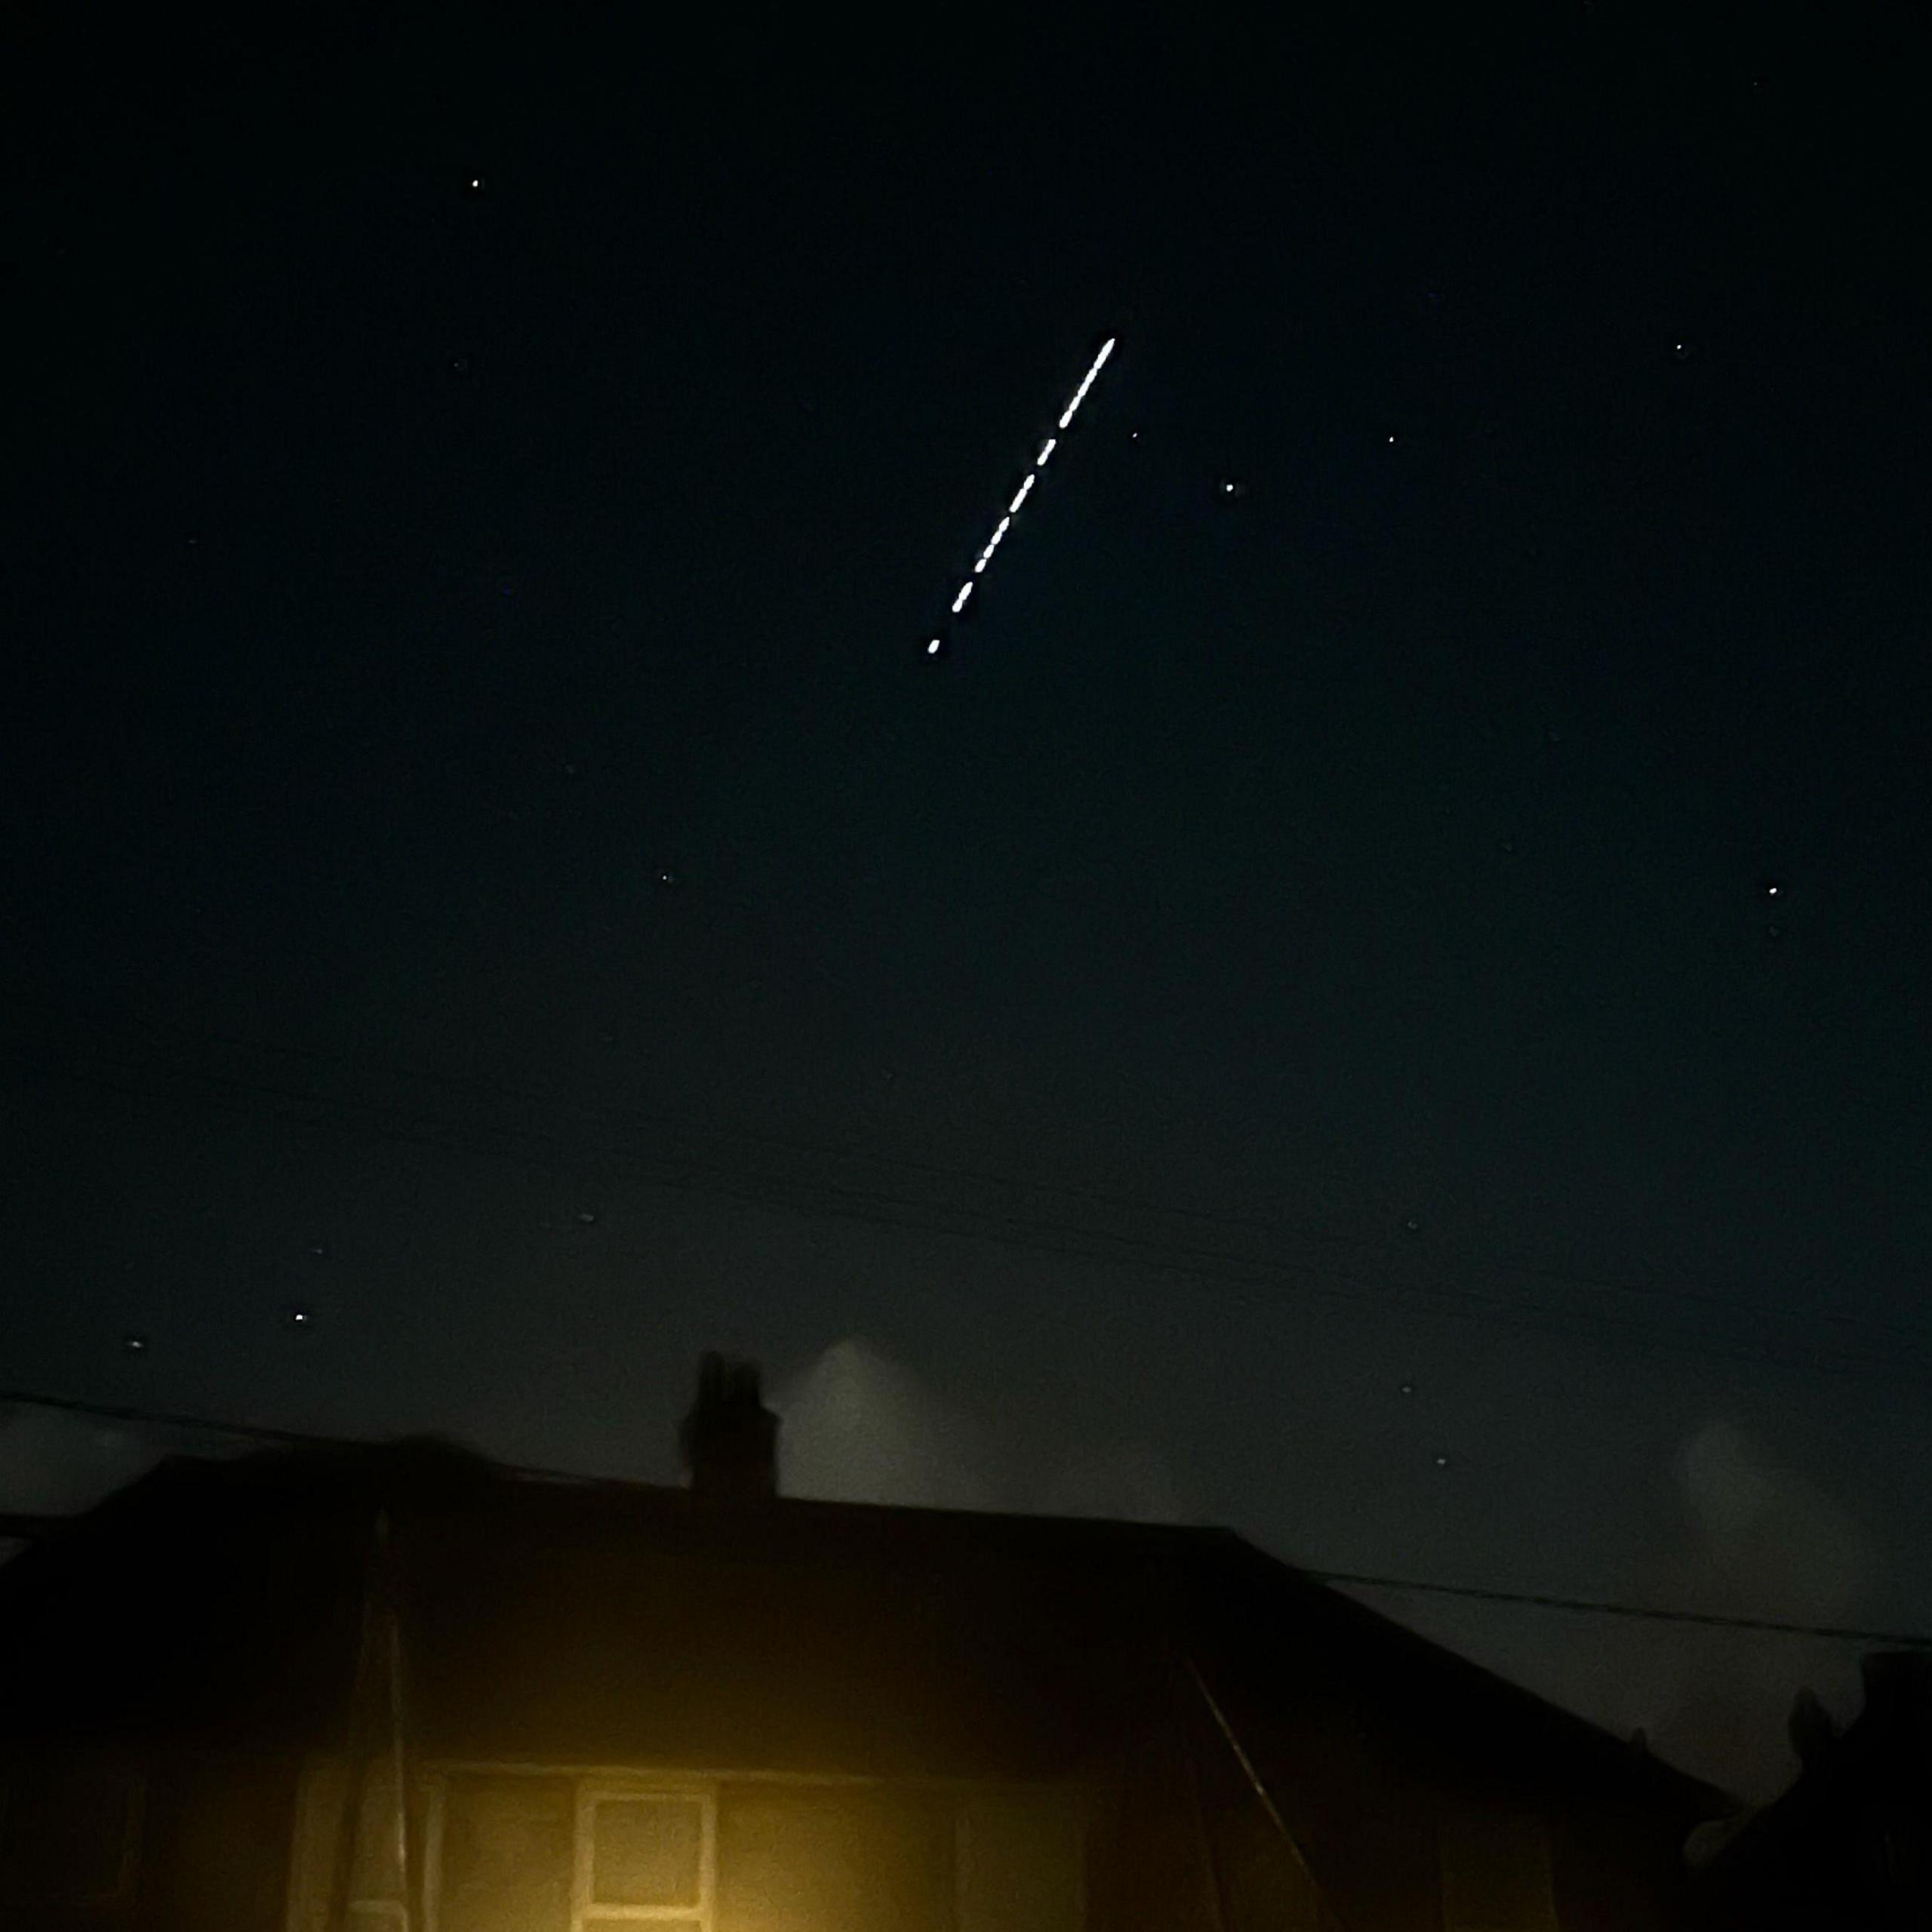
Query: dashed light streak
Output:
[[934, 337, 1115, 653]]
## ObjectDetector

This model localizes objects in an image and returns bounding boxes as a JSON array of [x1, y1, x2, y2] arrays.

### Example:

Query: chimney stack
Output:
[[679, 1353, 780, 1501], [1787, 1686, 1839, 1768]]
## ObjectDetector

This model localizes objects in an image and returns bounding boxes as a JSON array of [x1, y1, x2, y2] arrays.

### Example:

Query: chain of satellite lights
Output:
[[927, 335, 1115, 659], [922, 341, 1800, 934]]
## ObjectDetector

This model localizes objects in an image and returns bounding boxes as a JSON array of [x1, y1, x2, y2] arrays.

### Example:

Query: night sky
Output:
[[6, 8, 1930, 1800]]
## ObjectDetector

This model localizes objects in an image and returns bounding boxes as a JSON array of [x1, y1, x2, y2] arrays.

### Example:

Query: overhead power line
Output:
[[0, 1384, 318, 1451], [1316, 1570, 1932, 1650], [8, 1034, 1932, 1388], [1, 1385, 1927, 1650], [11, 992, 1906, 1350]]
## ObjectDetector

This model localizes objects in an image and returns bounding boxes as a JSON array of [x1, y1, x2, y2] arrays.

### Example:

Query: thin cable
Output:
[[1315, 1570, 1932, 1649], [2, 1385, 1927, 1647], [0, 1041, 1918, 1387], [5, 994, 1390, 1241], [8, 993, 1917, 1353], [0, 1045, 1872, 1375], [10, 1040, 1932, 1388]]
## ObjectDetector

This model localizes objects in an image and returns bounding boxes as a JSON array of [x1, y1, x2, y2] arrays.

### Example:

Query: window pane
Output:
[[717, 1786, 952, 1932], [591, 1797, 704, 1909], [439, 1775, 574, 1932]]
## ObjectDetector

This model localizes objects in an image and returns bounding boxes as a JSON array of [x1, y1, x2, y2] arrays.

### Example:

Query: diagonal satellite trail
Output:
[[927, 335, 1115, 657]]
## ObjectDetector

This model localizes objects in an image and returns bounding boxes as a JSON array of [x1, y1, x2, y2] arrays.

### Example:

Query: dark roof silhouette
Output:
[[0, 1437, 1729, 1828]]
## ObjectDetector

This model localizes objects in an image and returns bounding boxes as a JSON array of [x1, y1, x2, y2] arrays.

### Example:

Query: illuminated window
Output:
[[577, 1788, 713, 1931], [294, 1768, 1072, 1932], [422, 1774, 714, 1932], [435, 1774, 576, 1932], [713, 1784, 952, 1932], [1438, 1801, 1558, 1932]]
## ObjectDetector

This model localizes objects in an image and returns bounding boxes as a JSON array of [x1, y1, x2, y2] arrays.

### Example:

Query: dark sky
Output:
[[5, 7, 1930, 1800]]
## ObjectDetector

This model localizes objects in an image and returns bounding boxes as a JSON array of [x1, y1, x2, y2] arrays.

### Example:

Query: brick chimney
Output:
[[678, 1353, 779, 1501]]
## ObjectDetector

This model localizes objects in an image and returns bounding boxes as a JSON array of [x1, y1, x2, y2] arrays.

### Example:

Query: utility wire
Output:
[[2, 1384, 1927, 1649], [8, 1038, 1932, 1388], [1316, 1570, 1932, 1649], [9, 992, 1909, 1349], [13, 995, 1355, 1236]]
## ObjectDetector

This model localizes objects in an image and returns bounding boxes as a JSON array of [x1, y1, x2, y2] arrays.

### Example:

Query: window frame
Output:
[[572, 1783, 716, 1931]]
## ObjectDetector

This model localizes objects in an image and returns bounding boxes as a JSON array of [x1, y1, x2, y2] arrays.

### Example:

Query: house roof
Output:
[[0, 1437, 1728, 1823], [1687, 1651, 1932, 1912]]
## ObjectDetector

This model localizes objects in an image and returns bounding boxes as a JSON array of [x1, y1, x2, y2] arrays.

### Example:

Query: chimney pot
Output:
[[1787, 1686, 1838, 1767], [679, 1353, 779, 1501]]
